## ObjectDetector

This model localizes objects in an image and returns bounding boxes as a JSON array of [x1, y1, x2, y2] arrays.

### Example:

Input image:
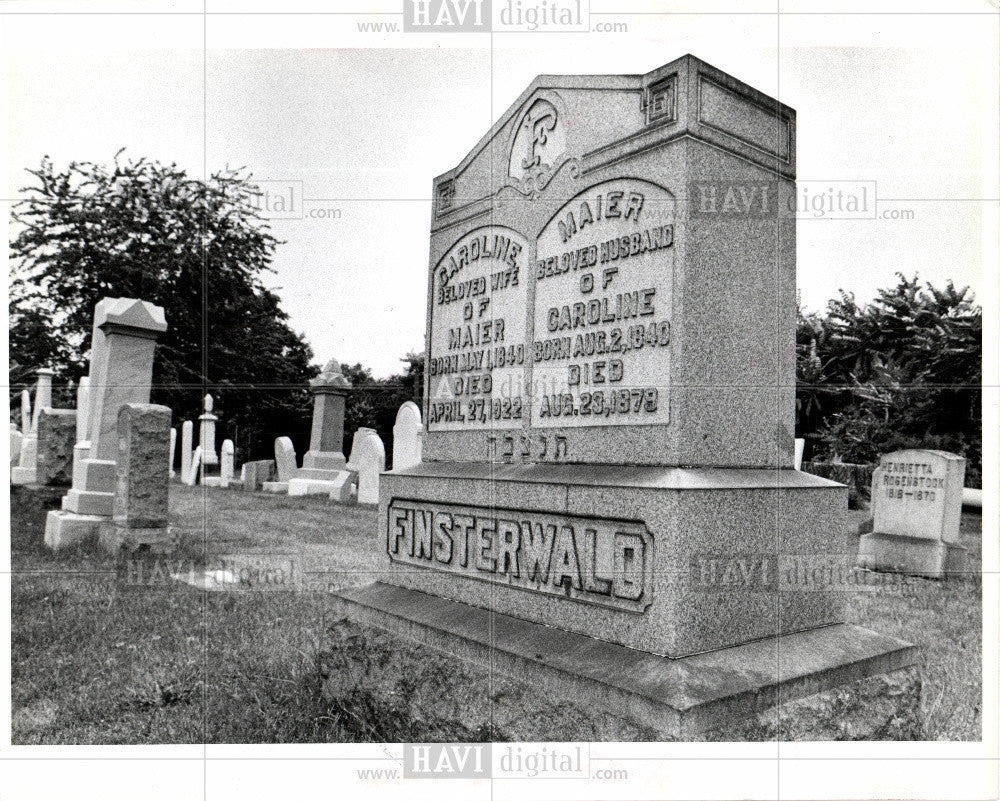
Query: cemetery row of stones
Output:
[[9, 299, 423, 553]]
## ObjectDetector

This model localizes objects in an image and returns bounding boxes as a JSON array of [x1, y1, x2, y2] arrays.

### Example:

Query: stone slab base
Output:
[[10, 467, 37, 485], [288, 473, 356, 502], [327, 583, 918, 740], [262, 481, 289, 494], [62, 488, 114, 516], [44, 509, 104, 551], [857, 532, 968, 579], [99, 523, 176, 554], [202, 477, 241, 489]]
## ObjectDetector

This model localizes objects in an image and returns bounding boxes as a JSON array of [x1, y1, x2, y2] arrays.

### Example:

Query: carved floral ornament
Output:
[[506, 92, 578, 199]]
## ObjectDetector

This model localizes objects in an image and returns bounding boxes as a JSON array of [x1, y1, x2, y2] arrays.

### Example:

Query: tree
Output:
[[341, 352, 424, 467], [9, 151, 317, 458], [796, 274, 982, 485]]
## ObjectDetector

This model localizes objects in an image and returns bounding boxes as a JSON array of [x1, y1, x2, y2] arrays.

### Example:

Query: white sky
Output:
[[4, 8, 998, 377]]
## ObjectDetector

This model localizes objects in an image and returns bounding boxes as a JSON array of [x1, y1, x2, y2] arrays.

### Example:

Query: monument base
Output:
[[262, 481, 289, 493], [98, 522, 175, 554], [62, 488, 114, 516], [44, 509, 104, 551], [326, 583, 919, 740], [10, 467, 37, 485], [857, 532, 968, 579], [288, 470, 357, 502]]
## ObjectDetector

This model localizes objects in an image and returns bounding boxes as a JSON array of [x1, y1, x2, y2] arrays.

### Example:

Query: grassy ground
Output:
[[9, 484, 983, 743]]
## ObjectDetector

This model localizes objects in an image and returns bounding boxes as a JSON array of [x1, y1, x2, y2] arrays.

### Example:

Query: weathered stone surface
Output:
[[199, 394, 219, 467], [240, 459, 276, 491], [220, 439, 235, 487], [391, 401, 422, 471], [859, 449, 968, 578], [113, 403, 172, 528], [36, 408, 76, 486], [274, 436, 298, 481], [10, 425, 24, 467], [180, 420, 193, 483], [320, 596, 919, 741], [347, 428, 385, 505]]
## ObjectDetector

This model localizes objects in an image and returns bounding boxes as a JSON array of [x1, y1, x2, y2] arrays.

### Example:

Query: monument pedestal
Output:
[[857, 532, 968, 579], [326, 583, 918, 740], [380, 463, 857, 658]]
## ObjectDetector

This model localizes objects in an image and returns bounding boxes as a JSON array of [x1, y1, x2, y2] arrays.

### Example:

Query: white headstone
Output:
[[872, 449, 966, 544], [169, 427, 177, 477], [76, 377, 91, 443], [20, 390, 31, 433], [220, 439, 235, 487], [185, 446, 202, 487], [31, 368, 54, 433], [274, 436, 298, 481], [347, 428, 385, 505], [392, 401, 423, 472], [794, 438, 805, 471], [180, 420, 194, 483], [10, 425, 24, 467]]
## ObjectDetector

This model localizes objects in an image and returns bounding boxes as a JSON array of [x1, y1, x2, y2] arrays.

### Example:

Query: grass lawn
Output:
[[10, 484, 983, 743]]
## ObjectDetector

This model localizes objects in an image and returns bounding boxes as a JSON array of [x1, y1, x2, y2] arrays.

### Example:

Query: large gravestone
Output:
[[288, 359, 356, 497], [858, 449, 967, 578], [330, 55, 915, 737], [96, 404, 173, 554], [36, 408, 77, 486], [44, 298, 167, 548]]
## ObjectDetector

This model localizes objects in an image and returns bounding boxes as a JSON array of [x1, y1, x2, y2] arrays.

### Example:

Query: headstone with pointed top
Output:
[[45, 298, 167, 549], [288, 359, 358, 498], [328, 55, 915, 739]]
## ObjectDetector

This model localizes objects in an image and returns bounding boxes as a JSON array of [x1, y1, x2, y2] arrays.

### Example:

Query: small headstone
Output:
[[391, 401, 422, 471], [347, 428, 385, 505], [794, 438, 805, 470], [96, 403, 173, 554], [36, 409, 77, 486], [169, 427, 177, 478], [10, 425, 24, 467], [20, 390, 31, 434], [76, 376, 91, 443], [180, 420, 194, 484], [241, 459, 276, 491], [185, 447, 202, 487], [220, 439, 235, 487], [858, 449, 967, 578], [274, 436, 298, 481]]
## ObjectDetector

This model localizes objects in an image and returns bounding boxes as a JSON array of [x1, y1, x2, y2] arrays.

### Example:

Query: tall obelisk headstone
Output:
[[329, 55, 916, 738], [287, 359, 356, 499], [45, 298, 167, 550], [199, 394, 219, 467]]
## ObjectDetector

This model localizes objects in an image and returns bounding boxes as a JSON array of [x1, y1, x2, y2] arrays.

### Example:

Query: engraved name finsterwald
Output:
[[427, 226, 529, 431], [532, 178, 675, 428], [387, 500, 653, 612]]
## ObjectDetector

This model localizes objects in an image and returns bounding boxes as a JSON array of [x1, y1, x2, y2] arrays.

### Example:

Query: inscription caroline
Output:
[[387, 500, 653, 612]]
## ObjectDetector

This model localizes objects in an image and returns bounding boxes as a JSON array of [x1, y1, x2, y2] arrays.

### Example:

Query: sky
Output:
[[4, 9, 997, 377]]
